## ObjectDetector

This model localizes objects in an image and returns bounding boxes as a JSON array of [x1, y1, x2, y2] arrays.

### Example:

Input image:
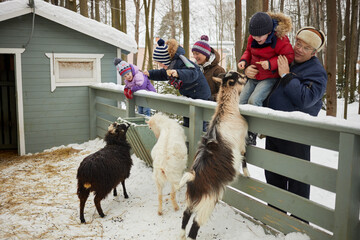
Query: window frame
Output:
[[45, 53, 103, 92]]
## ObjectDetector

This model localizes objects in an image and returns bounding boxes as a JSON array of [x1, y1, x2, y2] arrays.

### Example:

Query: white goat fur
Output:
[[147, 113, 188, 215]]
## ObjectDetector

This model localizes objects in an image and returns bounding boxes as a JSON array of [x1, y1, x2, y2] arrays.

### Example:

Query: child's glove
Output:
[[124, 88, 133, 99], [168, 75, 183, 89]]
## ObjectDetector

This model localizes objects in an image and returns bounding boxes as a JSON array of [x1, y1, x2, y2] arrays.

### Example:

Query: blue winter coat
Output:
[[148, 46, 211, 100], [265, 56, 327, 116]]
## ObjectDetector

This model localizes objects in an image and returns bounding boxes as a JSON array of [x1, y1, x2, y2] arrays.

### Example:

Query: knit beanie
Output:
[[192, 35, 211, 58], [114, 58, 132, 76], [153, 39, 171, 66], [296, 26, 326, 51], [249, 12, 273, 36]]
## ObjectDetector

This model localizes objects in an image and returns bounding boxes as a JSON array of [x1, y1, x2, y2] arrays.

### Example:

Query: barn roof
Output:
[[0, 0, 138, 53]]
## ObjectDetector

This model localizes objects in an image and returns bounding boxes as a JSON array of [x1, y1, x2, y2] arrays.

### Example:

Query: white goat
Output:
[[147, 113, 188, 215], [179, 71, 249, 240]]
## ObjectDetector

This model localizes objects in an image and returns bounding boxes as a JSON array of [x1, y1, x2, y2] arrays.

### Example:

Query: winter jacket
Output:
[[240, 12, 294, 80], [265, 56, 327, 116], [125, 64, 156, 93], [200, 48, 225, 101], [149, 39, 211, 100]]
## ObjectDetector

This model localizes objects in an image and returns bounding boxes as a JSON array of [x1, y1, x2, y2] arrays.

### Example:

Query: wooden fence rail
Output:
[[89, 85, 360, 240]]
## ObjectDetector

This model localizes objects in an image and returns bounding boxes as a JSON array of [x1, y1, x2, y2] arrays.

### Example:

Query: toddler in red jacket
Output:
[[238, 12, 294, 144]]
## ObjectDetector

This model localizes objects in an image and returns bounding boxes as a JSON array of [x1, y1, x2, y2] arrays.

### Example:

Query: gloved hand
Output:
[[124, 88, 133, 99], [168, 75, 183, 89]]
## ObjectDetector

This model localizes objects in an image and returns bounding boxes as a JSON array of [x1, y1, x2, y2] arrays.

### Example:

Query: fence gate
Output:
[[0, 54, 17, 150]]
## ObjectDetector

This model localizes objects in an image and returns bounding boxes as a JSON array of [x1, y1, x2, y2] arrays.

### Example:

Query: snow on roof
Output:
[[0, 0, 137, 53]]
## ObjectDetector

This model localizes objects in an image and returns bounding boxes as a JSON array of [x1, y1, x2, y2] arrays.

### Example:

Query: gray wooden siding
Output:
[[0, 14, 121, 153]]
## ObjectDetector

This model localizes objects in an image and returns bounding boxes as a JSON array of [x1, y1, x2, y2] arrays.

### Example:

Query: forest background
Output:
[[4, 0, 359, 120]]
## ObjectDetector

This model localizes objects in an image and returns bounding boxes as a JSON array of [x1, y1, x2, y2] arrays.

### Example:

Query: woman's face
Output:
[[192, 51, 207, 65]]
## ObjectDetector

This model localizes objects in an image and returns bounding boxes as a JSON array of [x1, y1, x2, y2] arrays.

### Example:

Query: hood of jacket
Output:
[[268, 12, 292, 39], [166, 39, 186, 60]]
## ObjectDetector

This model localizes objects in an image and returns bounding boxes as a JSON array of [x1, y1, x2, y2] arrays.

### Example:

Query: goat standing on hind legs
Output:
[[77, 122, 132, 223], [179, 71, 249, 240], [146, 113, 188, 216]]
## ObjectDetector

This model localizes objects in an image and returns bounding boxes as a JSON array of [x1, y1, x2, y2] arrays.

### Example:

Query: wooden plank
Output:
[[246, 146, 337, 193], [246, 116, 339, 151], [223, 187, 332, 240], [333, 133, 360, 240], [229, 175, 335, 231], [95, 102, 125, 118]]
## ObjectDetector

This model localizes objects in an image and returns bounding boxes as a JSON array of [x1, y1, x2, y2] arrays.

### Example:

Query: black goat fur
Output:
[[77, 122, 132, 223]]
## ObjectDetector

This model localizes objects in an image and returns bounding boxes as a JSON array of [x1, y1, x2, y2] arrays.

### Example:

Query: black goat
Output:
[[77, 122, 132, 223]]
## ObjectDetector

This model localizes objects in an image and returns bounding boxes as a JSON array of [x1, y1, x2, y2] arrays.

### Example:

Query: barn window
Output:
[[45, 53, 104, 92]]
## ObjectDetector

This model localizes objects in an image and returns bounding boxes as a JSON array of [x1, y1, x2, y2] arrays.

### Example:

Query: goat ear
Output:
[[213, 77, 222, 84]]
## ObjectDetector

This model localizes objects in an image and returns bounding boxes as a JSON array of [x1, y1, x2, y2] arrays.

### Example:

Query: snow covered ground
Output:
[[0, 101, 358, 240]]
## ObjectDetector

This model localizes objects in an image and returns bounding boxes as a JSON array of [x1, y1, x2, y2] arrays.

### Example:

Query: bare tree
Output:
[[263, 0, 268, 11], [143, 0, 153, 70], [182, 0, 190, 58], [235, 0, 242, 71], [111, 0, 120, 30], [133, 0, 141, 65], [120, 0, 127, 33], [80, 0, 89, 17], [325, 0, 337, 116], [343, 0, 351, 118], [95, 0, 100, 21], [336, 0, 345, 97], [348, 0, 359, 103], [66, 0, 77, 12], [242, 0, 263, 54]]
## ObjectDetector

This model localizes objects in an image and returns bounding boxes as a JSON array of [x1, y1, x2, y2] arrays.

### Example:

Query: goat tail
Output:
[[177, 171, 195, 191], [242, 158, 250, 177]]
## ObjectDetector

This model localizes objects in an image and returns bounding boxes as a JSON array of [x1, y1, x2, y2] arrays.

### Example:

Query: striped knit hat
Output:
[[114, 58, 132, 76], [153, 39, 171, 66], [192, 35, 211, 58]]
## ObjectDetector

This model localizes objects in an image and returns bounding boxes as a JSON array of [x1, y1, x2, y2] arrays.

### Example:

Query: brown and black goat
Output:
[[76, 122, 132, 223], [179, 71, 249, 239]]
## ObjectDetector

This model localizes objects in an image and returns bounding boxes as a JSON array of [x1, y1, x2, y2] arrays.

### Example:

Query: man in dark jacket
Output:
[[245, 27, 327, 222]]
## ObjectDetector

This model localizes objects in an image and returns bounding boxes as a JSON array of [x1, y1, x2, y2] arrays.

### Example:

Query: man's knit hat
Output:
[[192, 35, 212, 58], [153, 39, 171, 66], [296, 26, 326, 51], [114, 58, 132, 76], [249, 12, 273, 36]]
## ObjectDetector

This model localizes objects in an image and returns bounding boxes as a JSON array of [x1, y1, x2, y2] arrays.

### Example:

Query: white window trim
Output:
[[45, 53, 103, 92]]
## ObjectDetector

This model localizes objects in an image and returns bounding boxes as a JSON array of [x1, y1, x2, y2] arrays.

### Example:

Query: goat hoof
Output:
[[174, 206, 179, 211], [80, 219, 86, 224], [100, 213, 105, 218], [124, 194, 129, 199], [158, 211, 163, 216]]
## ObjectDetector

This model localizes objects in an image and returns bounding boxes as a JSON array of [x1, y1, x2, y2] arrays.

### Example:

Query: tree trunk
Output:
[[262, 0, 268, 11], [90, 0, 94, 19], [235, 0, 242, 72], [133, 0, 141, 65], [170, 0, 176, 39], [120, 0, 127, 33], [336, 0, 345, 97], [66, 0, 77, 12], [111, 0, 120, 30], [80, 0, 88, 17], [242, 0, 262, 54], [325, 0, 337, 117], [279, 0, 284, 12], [182, 0, 190, 58], [348, 0, 359, 103], [144, 0, 153, 70], [95, 0, 100, 21], [343, 0, 351, 118]]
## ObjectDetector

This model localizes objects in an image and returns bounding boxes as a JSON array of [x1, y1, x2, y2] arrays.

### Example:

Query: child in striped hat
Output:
[[192, 35, 225, 101], [114, 58, 156, 116]]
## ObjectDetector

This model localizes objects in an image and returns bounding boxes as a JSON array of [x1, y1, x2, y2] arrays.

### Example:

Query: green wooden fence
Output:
[[89, 85, 360, 240]]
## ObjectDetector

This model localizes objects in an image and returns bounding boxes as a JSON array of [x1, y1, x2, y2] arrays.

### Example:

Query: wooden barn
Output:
[[0, 0, 137, 155]]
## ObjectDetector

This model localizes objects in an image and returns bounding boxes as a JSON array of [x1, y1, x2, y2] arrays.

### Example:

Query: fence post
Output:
[[126, 98, 136, 118], [187, 105, 203, 166], [333, 133, 360, 240], [89, 87, 96, 139]]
